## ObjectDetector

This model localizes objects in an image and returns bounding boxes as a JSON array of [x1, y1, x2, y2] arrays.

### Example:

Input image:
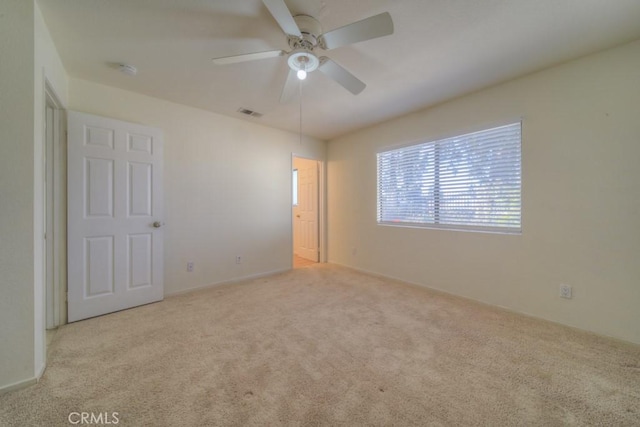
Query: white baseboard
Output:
[[0, 360, 47, 395], [329, 261, 639, 345], [0, 377, 38, 395], [36, 361, 46, 381], [165, 268, 291, 297], [332, 261, 537, 317]]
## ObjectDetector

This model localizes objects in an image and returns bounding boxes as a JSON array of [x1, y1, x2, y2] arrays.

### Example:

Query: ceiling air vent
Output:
[[237, 108, 263, 118]]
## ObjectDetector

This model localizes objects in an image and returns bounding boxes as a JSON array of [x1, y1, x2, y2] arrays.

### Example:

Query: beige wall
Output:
[[0, 0, 37, 391], [33, 0, 69, 380], [327, 40, 640, 344], [0, 0, 68, 392], [69, 79, 326, 295]]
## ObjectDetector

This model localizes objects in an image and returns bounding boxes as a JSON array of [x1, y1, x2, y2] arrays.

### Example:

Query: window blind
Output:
[[377, 122, 521, 233]]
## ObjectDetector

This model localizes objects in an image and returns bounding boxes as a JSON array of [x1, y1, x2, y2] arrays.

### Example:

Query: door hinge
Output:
[[66, 292, 68, 302]]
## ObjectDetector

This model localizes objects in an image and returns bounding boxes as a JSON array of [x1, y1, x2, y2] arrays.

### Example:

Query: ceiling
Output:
[[38, 0, 640, 140]]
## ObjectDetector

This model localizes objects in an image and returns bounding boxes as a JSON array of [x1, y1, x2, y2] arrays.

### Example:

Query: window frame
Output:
[[376, 122, 522, 235]]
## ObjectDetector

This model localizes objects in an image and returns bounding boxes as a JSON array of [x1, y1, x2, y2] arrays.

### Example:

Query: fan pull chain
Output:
[[299, 77, 303, 145]]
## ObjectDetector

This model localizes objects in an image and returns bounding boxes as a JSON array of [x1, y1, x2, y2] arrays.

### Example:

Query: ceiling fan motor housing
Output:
[[287, 15, 323, 74], [288, 15, 322, 49]]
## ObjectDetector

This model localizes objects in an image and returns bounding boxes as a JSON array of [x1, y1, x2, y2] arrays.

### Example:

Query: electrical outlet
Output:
[[235, 256, 242, 264], [559, 284, 572, 299], [187, 262, 194, 272]]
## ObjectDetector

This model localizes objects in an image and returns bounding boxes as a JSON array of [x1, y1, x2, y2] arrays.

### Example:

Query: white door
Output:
[[293, 157, 319, 262], [67, 111, 164, 322]]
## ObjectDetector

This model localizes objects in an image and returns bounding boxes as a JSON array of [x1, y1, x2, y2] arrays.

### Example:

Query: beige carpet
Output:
[[1, 264, 639, 426]]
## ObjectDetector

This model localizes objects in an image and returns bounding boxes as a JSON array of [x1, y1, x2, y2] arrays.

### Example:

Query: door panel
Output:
[[128, 161, 152, 216], [85, 236, 114, 297], [127, 233, 152, 289], [85, 157, 114, 217], [68, 111, 164, 322]]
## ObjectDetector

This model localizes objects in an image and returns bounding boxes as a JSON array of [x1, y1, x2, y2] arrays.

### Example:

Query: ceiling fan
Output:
[[212, 0, 394, 103]]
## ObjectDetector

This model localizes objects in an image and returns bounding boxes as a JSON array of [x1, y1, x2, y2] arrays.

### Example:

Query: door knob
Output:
[[153, 221, 163, 228], [296, 214, 301, 218]]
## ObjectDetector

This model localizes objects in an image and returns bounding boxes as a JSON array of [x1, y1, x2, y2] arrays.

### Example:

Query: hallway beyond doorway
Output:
[[293, 255, 316, 269]]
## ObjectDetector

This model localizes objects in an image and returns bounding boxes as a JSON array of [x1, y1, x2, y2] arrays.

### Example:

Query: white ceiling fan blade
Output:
[[318, 57, 366, 95], [212, 50, 284, 65], [262, 0, 302, 37], [280, 69, 298, 104], [320, 12, 393, 50]]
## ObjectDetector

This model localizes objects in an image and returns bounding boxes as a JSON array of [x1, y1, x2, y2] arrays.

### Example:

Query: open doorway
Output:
[[292, 156, 321, 268]]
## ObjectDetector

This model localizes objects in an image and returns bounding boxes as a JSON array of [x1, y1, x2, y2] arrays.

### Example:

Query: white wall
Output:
[[0, 0, 36, 392], [69, 79, 326, 295], [0, 0, 68, 392], [33, 0, 69, 380], [327, 40, 640, 344]]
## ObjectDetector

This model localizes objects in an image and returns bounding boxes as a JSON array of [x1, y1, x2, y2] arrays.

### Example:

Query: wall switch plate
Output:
[[236, 256, 242, 264], [187, 261, 194, 272], [559, 284, 572, 299]]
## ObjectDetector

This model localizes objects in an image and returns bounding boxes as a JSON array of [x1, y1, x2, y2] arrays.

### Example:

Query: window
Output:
[[377, 122, 521, 233], [292, 169, 298, 206]]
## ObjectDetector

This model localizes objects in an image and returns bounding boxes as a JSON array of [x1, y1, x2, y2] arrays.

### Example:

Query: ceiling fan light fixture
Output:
[[287, 49, 318, 78]]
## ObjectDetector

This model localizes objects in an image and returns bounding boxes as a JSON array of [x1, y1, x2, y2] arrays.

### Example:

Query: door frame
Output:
[[291, 154, 326, 266], [44, 79, 66, 329]]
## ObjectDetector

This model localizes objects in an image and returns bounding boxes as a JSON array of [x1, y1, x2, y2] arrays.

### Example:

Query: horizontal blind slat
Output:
[[377, 122, 521, 230]]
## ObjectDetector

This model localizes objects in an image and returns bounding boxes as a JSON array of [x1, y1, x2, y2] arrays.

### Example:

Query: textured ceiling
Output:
[[38, 0, 640, 140]]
